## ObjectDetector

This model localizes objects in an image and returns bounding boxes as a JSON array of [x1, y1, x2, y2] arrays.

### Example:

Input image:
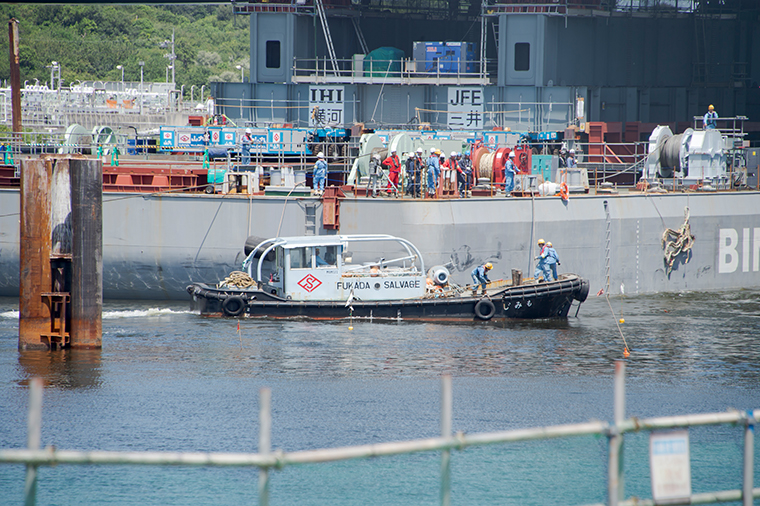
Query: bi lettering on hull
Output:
[[719, 228, 760, 273]]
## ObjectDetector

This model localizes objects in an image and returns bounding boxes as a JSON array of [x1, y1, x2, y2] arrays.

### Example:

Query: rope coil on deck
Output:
[[218, 271, 256, 289], [662, 207, 695, 275]]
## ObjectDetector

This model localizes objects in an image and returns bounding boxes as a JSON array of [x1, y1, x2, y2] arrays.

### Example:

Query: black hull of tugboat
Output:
[[187, 275, 590, 322]]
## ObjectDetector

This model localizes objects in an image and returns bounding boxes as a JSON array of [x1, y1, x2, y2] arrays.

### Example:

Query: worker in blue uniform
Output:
[[703, 105, 718, 129], [426, 147, 440, 197], [241, 128, 253, 166], [471, 262, 493, 296], [534, 239, 552, 282], [545, 241, 560, 281], [566, 149, 577, 169], [406, 147, 423, 198], [313, 152, 327, 194], [505, 151, 517, 194]]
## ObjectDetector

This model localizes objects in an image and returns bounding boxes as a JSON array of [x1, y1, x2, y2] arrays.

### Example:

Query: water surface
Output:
[[0, 291, 758, 505]]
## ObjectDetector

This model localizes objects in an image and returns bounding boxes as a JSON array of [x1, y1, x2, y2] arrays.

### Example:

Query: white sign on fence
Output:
[[650, 430, 691, 504], [447, 87, 483, 129], [309, 86, 345, 127]]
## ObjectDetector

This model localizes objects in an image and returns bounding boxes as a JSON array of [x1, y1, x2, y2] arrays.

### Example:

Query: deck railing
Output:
[[1, 362, 757, 506]]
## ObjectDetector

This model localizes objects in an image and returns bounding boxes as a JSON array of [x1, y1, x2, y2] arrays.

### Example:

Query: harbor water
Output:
[[0, 291, 759, 506]]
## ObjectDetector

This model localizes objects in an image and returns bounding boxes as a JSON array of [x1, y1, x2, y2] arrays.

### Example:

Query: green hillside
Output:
[[0, 4, 250, 97]]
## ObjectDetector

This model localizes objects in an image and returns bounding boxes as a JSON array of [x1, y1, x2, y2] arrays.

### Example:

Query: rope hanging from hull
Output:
[[662, 207, 695, 275]]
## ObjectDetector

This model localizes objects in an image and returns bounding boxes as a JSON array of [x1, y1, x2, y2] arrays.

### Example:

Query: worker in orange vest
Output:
[[383, 148, 401, 196]]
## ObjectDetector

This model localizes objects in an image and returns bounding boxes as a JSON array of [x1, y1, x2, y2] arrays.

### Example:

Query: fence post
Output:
[[23, 377, 43, 506], [743, 411, 755, 506], [440, 374, 452, 506], [608, 360, 625, 506], [259, 387, 271, 506]]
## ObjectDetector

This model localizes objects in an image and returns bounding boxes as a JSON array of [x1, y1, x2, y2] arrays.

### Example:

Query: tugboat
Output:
[[186, 235, 590, 321]]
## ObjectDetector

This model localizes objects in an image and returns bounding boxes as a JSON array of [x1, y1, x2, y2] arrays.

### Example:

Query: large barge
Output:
[[1, 161, 759, 299]]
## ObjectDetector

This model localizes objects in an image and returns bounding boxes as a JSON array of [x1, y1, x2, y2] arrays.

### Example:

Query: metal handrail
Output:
[[3, 363, 757, 506]]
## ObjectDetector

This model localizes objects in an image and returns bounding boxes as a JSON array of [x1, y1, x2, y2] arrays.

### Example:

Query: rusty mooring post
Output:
[[19, 159, 54, 350], [70, 158, 102, 348], [19, 156, 102, 351]]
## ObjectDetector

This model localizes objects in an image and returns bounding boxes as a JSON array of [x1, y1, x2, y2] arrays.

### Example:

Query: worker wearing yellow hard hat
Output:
[[704, 104, 718, 129], [534, 239, 552, 282], [471, 262, 493, 297]]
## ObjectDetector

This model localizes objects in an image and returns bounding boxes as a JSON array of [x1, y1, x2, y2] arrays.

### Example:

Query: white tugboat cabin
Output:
[[242, 235, 427, 302]]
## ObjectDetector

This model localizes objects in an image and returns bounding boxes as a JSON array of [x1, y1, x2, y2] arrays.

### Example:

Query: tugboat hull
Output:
[[187, 274, 589, 321]]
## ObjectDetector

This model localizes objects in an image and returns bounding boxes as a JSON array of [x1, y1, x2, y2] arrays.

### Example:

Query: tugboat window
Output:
[[290, 247, 312, 269], [266, 40, 281, 69], [514, 43, 530, 72], [315, 246, 338, 268]]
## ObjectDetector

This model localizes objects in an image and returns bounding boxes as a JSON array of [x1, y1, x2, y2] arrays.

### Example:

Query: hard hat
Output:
[[708, 104, 715, 110], [547, 242, 553, 247], [451, 151, 457, 157], [317, 152, 324, 158], [569, 149, 575, 154], [391, 148, 396, 153], [430, 147, 436, 153], [436, 149, 442, 155], [245, 128, 252, 134], [457, 152, 462, 157], [538, 238, 545, 245], [508, 151, 515, 158], [373, 154, 380, 160], [485, 262, 493, 270], [417, 147, 423, 154]]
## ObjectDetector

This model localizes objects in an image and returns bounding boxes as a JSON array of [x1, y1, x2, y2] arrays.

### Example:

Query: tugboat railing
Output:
[[2, 362, 758, 506]]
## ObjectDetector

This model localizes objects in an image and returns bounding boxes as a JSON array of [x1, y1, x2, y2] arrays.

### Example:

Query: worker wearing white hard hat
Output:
[[406, 147, 424, 198], [241, 127, 253, 165], [382, 148, 401, 195], [567, 149, 577, 169], [313, 151, 327, 194], [504, 150, 517, 194]]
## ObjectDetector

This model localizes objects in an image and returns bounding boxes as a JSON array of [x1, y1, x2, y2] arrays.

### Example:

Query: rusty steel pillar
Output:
[[70, 159, 102, 349], [19, 156, 102, 351], [8, 19, 21, 136], [19, 159, 54, 351]]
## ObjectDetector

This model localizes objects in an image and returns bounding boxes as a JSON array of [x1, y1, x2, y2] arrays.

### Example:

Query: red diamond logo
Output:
[[298, 274, 322, 292]]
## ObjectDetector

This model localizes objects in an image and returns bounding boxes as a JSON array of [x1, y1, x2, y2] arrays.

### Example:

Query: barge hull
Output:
[[2, 189, 760, 299]]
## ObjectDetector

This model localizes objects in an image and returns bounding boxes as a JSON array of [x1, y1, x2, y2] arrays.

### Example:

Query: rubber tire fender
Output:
[[474, 299, 496, 321], [222, 295, 246, 317], [574, 279, 590, 303]]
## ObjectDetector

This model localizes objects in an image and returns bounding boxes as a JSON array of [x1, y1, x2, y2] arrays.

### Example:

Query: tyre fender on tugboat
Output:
[[574, 279, 590, 302], [222, 295, 246, 317], [474, 299, 496, 320]]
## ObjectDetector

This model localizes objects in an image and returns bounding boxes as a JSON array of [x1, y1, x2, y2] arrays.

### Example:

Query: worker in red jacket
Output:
[[383, 148, 401, 195]]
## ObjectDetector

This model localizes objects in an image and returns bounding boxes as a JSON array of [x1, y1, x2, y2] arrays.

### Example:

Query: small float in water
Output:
[[186, 234, 590, 321]]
